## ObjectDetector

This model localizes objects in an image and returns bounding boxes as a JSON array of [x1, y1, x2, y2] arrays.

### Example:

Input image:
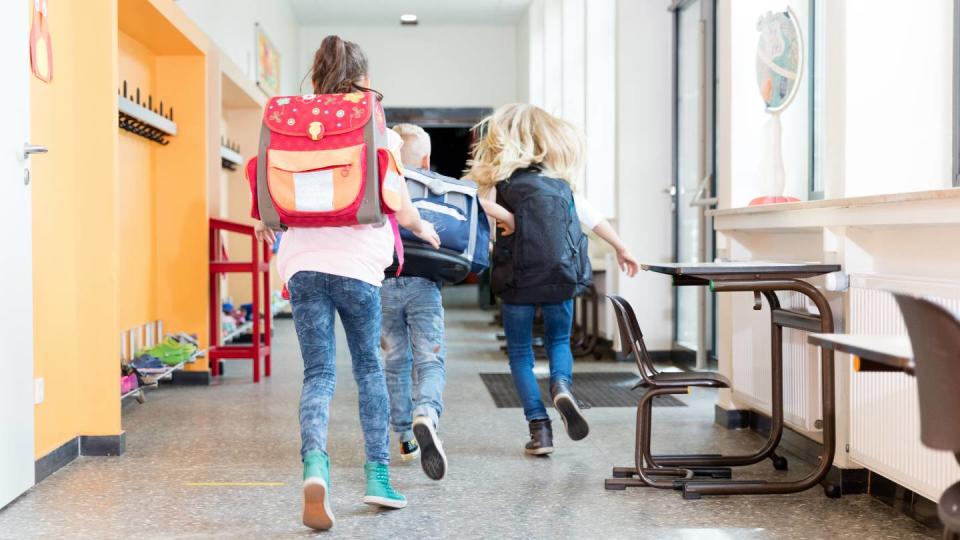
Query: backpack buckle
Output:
[[308, 121, 324, 141]]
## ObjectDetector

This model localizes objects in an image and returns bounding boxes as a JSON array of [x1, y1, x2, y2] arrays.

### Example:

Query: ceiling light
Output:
[[400, 14, 418, 25]]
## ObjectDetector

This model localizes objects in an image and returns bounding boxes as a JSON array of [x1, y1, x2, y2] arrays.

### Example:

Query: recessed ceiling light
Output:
[[400, 14, 418, 25]]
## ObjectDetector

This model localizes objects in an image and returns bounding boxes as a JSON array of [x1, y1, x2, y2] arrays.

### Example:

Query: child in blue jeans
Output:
[[381, 124, 448, 480], [255, 37, 440, 531], [471, 104, 639, 455]]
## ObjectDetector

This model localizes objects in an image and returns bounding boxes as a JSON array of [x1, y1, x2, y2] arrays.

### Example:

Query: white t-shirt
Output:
[[573, 191, 602, 230]]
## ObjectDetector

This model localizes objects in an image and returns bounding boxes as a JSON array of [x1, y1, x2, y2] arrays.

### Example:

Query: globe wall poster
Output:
[[255, 23, 280, 97]]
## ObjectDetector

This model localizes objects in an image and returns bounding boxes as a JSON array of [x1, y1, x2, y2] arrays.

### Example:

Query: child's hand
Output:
[[254, 221, 276, 247], [497, 212, 517, 236], [414, 220, 441, 249], [617, 248, 639, 277]]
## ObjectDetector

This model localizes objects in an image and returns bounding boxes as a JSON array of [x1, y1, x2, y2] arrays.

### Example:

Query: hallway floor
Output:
[[0, 287, 939, 539]]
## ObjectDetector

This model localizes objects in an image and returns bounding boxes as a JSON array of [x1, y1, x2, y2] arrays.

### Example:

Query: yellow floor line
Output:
[[184, 482, 285, 487]]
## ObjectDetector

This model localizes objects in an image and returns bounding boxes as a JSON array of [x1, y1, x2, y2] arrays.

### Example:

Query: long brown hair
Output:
[[309, 35, 382, 99]]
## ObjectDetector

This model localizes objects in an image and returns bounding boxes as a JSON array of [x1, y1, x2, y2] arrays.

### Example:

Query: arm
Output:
[[396, 179, 440, 249], [574, 192, 638, 277], [591, 220, 638, 277], [479, 187, 515, 236]]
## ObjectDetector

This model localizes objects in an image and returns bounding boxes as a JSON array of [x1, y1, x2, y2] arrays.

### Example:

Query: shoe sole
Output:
[[524, 446, 554, 456], [303, 478, 334, 530], [554, 394, 589, 441], [413, 419, 447, 481], [363, 495, 408, 509]]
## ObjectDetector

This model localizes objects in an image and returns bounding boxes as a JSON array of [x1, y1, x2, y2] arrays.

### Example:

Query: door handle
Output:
[[662, 185, 677, 197], [23, 144, 48, 159]]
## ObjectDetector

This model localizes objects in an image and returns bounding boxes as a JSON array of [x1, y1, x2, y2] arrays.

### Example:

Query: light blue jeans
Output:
[[502, 300, 575, 422], [288, 271, 390, 464], [380, 277, 446, 441]]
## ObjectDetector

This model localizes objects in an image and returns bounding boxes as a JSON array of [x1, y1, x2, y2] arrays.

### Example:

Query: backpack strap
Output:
[[356, 98, 386, 225], [388, 214, 404, 276], [256, 121, 283, 230]]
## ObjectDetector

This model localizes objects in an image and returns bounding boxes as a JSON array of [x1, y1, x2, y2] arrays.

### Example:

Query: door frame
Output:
[[669, 0, 717, 368]]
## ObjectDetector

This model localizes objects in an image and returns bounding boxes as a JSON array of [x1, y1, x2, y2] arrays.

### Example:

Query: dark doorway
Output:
[[385, 107, 492, 179], [423, 126, 472, 178]]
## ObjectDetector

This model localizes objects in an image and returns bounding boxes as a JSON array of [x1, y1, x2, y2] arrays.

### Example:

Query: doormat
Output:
[[479, 372, 687, 408]]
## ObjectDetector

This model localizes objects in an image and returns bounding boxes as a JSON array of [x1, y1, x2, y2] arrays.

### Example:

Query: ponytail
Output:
[[310, 35, 382, 100]]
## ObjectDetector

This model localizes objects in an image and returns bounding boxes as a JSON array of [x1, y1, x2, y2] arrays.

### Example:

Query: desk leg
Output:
[[682, 279, 836, 498], [650, 290, 787, 470]]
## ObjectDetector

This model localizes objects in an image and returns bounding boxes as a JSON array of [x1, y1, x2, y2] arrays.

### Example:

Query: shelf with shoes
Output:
[[120, 320, 200, 404]]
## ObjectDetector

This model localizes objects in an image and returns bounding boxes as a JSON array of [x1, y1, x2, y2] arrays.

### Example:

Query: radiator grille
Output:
[[848, 276, 960, 501]]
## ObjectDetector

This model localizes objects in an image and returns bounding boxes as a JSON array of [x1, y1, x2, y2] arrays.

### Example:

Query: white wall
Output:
[[523, 0, 617, 216], [176, 0, 300, 94], [298, 25, 517, 107], [614, 0, 674, 349], [844, 0, 954, 197], [516, 0, 673, 348]]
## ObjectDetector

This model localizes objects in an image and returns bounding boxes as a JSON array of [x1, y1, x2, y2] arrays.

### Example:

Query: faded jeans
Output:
[[380, 277, 446, 441], [502, 300, 574, 422], [288, 271, 390, 464]]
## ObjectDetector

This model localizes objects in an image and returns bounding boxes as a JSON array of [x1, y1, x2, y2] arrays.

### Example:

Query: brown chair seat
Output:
[[633, 370, 730, 389]]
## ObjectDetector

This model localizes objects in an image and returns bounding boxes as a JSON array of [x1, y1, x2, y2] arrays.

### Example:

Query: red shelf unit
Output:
[[208, 218, 272, 382]]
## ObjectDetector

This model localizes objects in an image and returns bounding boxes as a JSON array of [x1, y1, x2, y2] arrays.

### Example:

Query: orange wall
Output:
[[31, 0, 121, 458], [31, 0, 214, 459], [31, 0, 81, 458], [117, 31, 158, 332], [154, 54, 210, 370]]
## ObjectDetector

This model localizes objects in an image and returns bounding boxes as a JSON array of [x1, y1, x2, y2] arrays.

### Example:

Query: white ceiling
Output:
[[289, 0, 532, 26]]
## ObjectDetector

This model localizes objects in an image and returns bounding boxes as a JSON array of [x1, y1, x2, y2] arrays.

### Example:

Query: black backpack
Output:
[[491, 168, 592, 304]]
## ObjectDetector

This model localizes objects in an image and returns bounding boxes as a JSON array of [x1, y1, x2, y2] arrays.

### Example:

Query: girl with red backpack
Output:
[[254, 35, 439, 531], [470, 104, 639, 456]]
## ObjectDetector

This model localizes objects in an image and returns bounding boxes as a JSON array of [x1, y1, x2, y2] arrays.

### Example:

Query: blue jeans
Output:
[[502, 300, 574, 422], [380, 277, 445, 441], [288, 271, 390, 464]]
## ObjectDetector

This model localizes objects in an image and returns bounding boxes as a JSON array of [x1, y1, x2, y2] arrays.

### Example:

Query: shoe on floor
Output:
[[412, 416, 447, 480], [399, 437, 420, 462], [551, 380, 589, 441], [524, 418, 554, 456], [302, 450, 334, 530], [362, 462, 407, 509]]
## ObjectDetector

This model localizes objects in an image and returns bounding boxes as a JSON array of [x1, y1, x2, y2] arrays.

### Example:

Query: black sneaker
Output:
[[399, 438, 420, 462], [524, 419, 554, 456], [551, 380, 589, 441], [412, 416, 447, 480]]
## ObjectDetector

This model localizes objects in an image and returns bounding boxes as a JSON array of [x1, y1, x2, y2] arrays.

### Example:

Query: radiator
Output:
[[848, 274, 960, 501], [731, 291, 822, 434]]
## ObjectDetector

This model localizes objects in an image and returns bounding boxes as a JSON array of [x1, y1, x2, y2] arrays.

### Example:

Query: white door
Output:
[[0, 0, 37, 509]]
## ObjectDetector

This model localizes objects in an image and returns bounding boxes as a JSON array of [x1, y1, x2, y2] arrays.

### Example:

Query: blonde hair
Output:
[[467, 103, 584, 190], [392, 123, 431, 167]]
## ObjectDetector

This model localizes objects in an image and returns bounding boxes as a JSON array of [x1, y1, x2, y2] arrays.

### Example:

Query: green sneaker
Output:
[[140, 339, 193, 366], [302, 450, 334, 530], [362, 462, 407, 509]]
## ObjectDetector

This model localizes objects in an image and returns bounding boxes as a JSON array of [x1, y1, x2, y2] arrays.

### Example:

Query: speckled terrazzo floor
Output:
[[0, 287, 939, 539]]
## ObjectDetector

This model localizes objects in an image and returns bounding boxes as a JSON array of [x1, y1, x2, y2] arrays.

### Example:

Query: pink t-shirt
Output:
[[276, 130, 402, 287]]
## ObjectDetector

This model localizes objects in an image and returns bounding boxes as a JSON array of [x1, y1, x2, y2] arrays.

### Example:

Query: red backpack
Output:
[[246, 91, 405, 230]]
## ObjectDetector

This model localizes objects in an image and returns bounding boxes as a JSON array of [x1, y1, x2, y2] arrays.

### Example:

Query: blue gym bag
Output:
[[399, 167, 490, 284]]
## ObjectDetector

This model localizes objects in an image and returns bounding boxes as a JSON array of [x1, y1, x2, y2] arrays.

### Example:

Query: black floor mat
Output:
[[479, 372, 686, 408]]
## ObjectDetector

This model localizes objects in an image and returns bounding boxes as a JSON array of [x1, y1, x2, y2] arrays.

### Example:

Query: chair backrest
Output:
[[607, 295, 657, 381], [893, 294, 960, 451], [618, 295, 661, 377]]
